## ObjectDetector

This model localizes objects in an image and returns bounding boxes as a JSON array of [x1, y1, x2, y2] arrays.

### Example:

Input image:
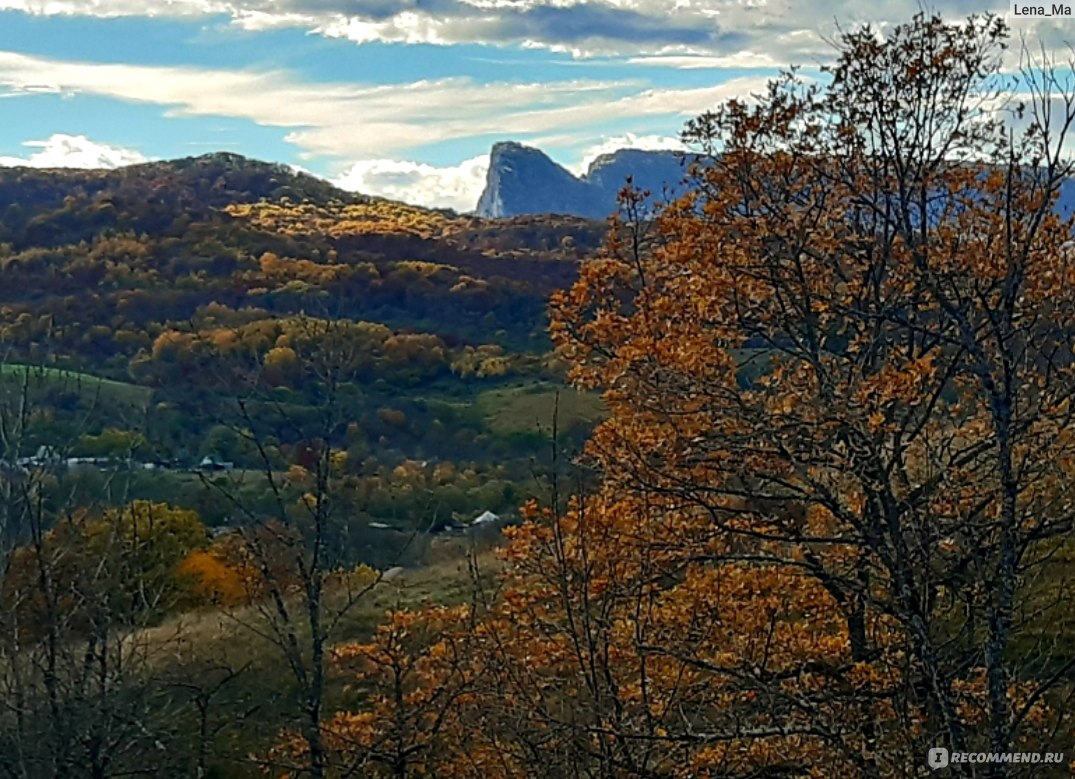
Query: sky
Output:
[[0, 1, 1071, 211]]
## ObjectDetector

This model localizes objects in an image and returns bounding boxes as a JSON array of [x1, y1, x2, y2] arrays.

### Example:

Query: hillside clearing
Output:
[[476, 381, 605, 435], [0, 362, 152, 409]]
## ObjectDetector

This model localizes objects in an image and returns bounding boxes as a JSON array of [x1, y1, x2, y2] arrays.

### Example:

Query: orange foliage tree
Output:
[[270, 605, 485, 778], [540, 12, 1075, 778], [177, 538, 256, 608]]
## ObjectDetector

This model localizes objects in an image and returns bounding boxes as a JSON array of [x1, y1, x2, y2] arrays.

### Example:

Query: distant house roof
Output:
[[198, 456, 234, 470], [472, 510, 500, 525]]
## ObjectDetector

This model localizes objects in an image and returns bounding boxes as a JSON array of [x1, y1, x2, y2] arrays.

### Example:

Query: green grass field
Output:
[[475, 381, 605, 435], [0, 362, 152, 408]]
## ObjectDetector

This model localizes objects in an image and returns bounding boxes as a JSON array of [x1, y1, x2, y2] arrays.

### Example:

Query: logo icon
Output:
[[928, 747, 949, 770]]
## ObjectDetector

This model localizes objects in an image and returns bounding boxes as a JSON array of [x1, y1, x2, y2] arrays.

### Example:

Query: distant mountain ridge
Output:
[[475, 141, 1075, 222], [475, 142, 691, 219]]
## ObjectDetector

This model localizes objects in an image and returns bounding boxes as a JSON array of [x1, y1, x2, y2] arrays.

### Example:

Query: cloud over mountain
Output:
[[0, 133, 148, 168], [2, 1, 1064, 212], [332, 156, 488, 212]]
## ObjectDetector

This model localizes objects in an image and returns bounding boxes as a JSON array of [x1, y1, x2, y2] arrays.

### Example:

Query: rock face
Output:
[[475, 142, 688, 219], [584, 148, 689, 202]]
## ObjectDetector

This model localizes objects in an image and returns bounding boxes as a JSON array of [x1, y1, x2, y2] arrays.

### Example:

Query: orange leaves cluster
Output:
[[479, 495, 897, 778], [226, 200, 461, 240], [176, 546, 252, 608], [272, 604, 481, 778], [853, 352, 938, 415]]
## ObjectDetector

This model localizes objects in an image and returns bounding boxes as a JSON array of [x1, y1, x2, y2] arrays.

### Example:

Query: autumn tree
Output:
[[535, 13, 1075, 779], [1, 443, 205, 775], [0, 356, 221, 777], [269, 604, 484, 778], [200, 315, 393, 779], [456, 495, 893, 778], [81, 500, 210, 618]]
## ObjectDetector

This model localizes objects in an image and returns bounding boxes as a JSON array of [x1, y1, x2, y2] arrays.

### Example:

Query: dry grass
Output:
[[138, 544, 502, 673]]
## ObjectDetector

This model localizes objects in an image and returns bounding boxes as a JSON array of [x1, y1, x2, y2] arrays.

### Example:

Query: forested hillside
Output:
[[0, 153, 607, 532]]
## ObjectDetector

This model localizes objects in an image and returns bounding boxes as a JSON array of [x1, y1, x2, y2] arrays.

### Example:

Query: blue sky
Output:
[[0, 0, 1067, 210]]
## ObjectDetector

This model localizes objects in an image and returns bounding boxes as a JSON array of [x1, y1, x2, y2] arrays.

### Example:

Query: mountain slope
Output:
[[0, 152, 373, 250], [0, 152, 361, 214]]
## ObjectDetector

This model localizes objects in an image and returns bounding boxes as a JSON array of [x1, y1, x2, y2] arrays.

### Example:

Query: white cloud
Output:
[[0, 50, 768, 159], [627, 53, 784, 70], [331, 155, 489, 212], [571, 133, 686, 175], [5, 0, 1070, 91], [0, 0, 215, 16], [0, 0, 1042, 62], [231, 9, 320, 31], [0, 133, 148, 168]]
